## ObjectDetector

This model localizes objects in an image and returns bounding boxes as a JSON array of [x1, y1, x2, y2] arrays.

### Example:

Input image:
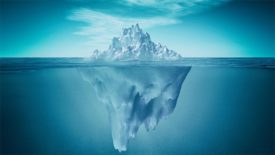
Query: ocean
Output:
[[0, 58, 274, 155]]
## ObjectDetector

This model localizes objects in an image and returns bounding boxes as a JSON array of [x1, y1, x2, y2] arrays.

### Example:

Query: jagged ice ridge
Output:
[[90, 24, 182, 61]]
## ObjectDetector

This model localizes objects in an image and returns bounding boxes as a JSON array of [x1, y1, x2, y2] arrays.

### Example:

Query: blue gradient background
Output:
[[0, 0, 274, 57]]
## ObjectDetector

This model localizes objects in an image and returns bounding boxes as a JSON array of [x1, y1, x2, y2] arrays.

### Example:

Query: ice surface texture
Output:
[[83, 24, 190, 151], [90, 24, 182, 61], [81, 66, 190, 151]]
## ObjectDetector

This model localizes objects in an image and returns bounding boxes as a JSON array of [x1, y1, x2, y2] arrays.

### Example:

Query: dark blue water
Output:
[[0, 58, 274, 155]]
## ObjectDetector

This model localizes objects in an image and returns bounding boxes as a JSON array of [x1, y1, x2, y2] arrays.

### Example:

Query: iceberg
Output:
[[90, 24, 182, 61], [81, 24, 191, 152]]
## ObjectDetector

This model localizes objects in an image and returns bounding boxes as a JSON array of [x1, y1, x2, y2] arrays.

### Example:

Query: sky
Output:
[[0, 0, 274, 57]]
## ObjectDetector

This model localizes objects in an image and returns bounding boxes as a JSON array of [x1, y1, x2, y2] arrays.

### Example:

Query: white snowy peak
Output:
[[91, 24, 182, 61]]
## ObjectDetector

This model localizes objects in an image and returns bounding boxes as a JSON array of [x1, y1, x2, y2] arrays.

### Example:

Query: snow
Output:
[[90, 24, 182, 61]]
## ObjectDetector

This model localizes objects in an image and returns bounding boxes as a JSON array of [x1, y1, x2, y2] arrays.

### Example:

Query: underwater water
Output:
[[0, 58, 274, 155]]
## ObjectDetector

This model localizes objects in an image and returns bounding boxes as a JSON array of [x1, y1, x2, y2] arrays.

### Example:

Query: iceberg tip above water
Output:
[[90, 24, 182, 61]]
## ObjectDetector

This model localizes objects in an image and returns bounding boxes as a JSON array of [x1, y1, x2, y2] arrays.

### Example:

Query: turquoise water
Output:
[[0, 58, 274, 155]]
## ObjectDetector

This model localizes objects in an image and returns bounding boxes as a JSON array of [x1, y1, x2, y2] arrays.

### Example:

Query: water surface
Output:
[[0, 58, 274, 155]]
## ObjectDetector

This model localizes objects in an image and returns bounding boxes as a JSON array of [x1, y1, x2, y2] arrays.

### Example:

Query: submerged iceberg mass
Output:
[[82, 24, 190, 152], [81, 66, 190, 151], [90, 24, 182, 61]]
